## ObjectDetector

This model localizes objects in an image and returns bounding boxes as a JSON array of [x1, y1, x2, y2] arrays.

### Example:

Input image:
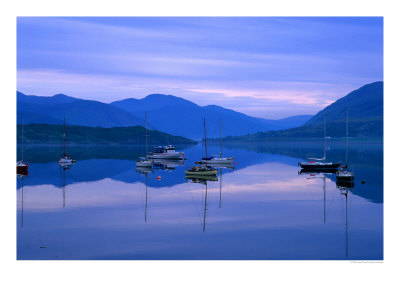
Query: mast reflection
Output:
[[185, 174, 218, 232]]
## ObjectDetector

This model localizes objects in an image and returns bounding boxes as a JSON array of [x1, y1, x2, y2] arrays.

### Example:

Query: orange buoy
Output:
[[156, 176, 162, 180]]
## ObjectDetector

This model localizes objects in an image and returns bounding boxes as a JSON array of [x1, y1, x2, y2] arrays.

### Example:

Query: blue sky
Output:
[[17, 17, 383, 119]]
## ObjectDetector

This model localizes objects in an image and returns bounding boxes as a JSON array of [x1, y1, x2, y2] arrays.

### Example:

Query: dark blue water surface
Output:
[[17, 141, 383, 260]]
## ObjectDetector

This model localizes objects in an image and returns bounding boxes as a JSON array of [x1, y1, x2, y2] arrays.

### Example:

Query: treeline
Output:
[[222, 117, 383, 142], [17, 124, 197, 145]]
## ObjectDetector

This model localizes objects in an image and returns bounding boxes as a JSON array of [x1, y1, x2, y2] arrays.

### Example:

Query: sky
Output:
[[17, 17, 383, 119]]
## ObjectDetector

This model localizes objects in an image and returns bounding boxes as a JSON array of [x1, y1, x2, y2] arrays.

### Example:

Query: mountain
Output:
[[222, 81, 383, 141], [17, 124, 196, 145], [305, 81, 383, 125], [111, 94, 311, 139], [17, 92, 145, 127], [17, 92, 312, 139]]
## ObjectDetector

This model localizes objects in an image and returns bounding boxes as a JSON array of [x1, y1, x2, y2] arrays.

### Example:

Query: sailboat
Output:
[[59, 118, 75, 165], [185, 118, 218, 176], [201, 118, 234, 165], [299, 116, 341, 171], [186, 174, 217, 232], [336, 106, 355, 184], [17, 115, 29, 175], [136, 112, 153, 168]]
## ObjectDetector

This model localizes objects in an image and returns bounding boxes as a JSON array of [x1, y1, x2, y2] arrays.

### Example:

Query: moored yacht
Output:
[[336, 106, 354, 184], [201, 118, 234, 165], [299, 116, 340, 171], [59, 118, 75, 165], [147, 145, 184, 160], [185, 118, 217, 176], [17, 115, 28, 175]]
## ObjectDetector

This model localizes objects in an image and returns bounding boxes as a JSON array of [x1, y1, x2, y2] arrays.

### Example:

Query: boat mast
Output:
[[145, 112, 148, 159], [203, 181, 208, 232], [219, 118, 222, 157], [63, 167, 66, 208], [345, 188, 349, 259], [219, 169, 222, 208], [21, 176, 24, 229], [323, 175, 326, 224], [21, 115, 24, 162], [63, 117, 66, 156], [323, 116, 326, 162], [346, 106, 349, 166], [145, 172, 148, 222], [204, 118, 207, 167]]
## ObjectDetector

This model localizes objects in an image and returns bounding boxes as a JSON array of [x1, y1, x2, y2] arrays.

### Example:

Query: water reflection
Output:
[[16, 141, 383, 260], [186, 174, 218, 232], [136, 166, 153, 222]]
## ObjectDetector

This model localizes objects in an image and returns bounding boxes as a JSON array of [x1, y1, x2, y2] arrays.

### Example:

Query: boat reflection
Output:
[[59, 162, 73, 208], [17, 174, 26, 229], [337, 184, 352, 259], [185, 174, 218, 232], [299, 170, 329, 224], [136, 166, 153, 222], [152, 159, 184, 171]]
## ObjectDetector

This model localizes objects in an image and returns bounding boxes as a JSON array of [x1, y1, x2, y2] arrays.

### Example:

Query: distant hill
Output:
[[17, 92, 145, 127], [17, 92, 312, 140], [305, 81, 383, 125], [111, 94, 311, 139], [17, 124, 196, 145], [222, 82, 383, 141]]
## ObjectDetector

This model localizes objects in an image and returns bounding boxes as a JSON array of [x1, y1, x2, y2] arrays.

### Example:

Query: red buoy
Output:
[[234, 161, 237, 165], [156, 176, 162, 180]]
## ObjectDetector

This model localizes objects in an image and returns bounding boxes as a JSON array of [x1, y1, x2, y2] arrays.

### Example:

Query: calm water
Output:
[[17, 141, 383, 260]]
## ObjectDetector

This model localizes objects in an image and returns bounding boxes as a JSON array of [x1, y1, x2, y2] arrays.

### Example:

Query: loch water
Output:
[[17, 141, 383, 260]]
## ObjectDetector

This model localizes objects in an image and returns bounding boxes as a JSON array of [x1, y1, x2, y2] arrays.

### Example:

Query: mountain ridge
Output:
[[17, 92, 311, 139]]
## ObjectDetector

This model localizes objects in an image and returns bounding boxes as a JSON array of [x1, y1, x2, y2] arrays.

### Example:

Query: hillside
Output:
[[306, 81, 383, 125], [17, 124, 196, 145], [17, 92, 311, 140], [111, 94, 310, 139], [222, 82, 383, 141], [17, 92, 145, 127]]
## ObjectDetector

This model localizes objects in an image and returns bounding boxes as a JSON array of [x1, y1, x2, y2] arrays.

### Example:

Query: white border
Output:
[[1, 1, 399, 299]]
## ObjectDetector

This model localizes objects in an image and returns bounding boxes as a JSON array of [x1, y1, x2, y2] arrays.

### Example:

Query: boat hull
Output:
[[201, 158, 234, 164], [185, 169, 218, 176], [299, 162, 341, 171], [185, 174, 218, 182], [336, 181, 354, 188], [17, 165, 28, 175], [148, 154, 183, 160], [336, 172, 354, 182], [136, 161, 152, 167]]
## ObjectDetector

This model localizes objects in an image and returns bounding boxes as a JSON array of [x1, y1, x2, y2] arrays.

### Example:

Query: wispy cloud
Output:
[[17, 17, 383, 118]]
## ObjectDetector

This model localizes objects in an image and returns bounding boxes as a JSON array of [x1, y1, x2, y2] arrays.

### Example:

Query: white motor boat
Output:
[[147, 145, 184, 159]]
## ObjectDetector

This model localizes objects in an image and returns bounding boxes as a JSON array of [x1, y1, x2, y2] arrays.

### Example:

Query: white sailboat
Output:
[[201, 118, 234, 165], [336, 106, 355, 184], [17, 115, 29, 175], [299, 116, 340, 171], [185, 118, 218, 176], [136, 112, 153, 168], [59, 118, 75, 165]]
